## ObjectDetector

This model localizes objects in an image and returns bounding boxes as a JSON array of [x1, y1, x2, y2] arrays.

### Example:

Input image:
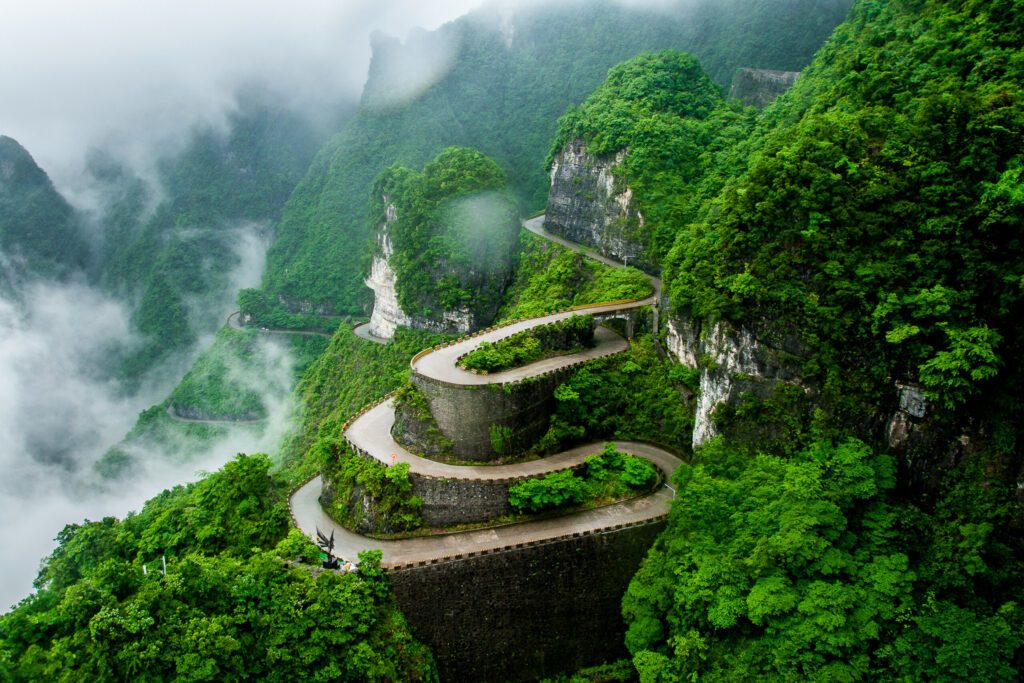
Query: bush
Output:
[[508, 443, 659, 514], [460, 314, 595, 372]]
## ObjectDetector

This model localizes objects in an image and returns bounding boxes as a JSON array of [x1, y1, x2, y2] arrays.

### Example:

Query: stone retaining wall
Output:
[[388, 519, 665, 682], [408, 370, 568, 460]]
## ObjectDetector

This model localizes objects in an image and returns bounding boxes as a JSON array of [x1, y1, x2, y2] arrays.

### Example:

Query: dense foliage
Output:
[[666, 0, 1024, 429], [540, 336, 695, 455], [0, 454, 437, 681], [498, 232, 652, 319], [575, 1, 1024, 678], [460, 314, 595, 373], [169, 327, 326, 421], [549, 51, 754, 262], [261, 0, 848, 314], [318, 441, 424, 534], [508, 443, 658, 514], [0, 136, 89, 287], [369, 147, 519, 323], [236, 288, 342, 333], [624, 438, 1023, 681]]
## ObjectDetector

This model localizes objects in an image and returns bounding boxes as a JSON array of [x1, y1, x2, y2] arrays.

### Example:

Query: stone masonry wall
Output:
[[388, 519, 665, 682], [408, 465, 583, 527], [409, 367, 575, 460]]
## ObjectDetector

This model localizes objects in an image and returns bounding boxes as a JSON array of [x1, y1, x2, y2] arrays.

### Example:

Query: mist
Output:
[[0, 0, 697, 612], [0, 219, 272, 611], [0, 0, 487, 198]]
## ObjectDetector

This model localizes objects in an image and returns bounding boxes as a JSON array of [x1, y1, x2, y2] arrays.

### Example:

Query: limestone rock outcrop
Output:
[[364, 199, 474, 339], [728, 68, 800, 108], [665, 314, 806, 449], [544, 139, 656, 273]]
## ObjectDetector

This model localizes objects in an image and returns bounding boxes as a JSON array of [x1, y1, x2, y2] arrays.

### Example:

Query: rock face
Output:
[[665, 314, 804, 449], [544, 138, 656, 273], [365, 200, 474, 339], [728, 68, 800, 108]]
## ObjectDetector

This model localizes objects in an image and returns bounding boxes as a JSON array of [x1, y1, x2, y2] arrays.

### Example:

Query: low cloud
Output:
[[0, 0, 484, 198], [0, 220, 284, 611]]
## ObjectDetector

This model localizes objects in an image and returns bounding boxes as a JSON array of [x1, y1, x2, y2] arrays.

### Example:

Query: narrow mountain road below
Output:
[[290, 214, 677, 569]]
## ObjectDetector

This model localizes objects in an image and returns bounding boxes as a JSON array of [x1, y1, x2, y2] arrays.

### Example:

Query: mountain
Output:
[[88, 87, 338, 382], [0, 135, 89, 288], [614, 0, 1024, 678], [260, 0, 853, 316], [15, 0, 1021, 680]]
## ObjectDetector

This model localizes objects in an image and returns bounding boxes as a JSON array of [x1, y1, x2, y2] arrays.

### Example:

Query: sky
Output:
[[0, 0, 487, 193]]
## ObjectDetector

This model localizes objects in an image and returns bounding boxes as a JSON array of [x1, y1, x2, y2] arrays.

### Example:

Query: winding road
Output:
[[289, 214, 681, 568], [165, 312, 341, 426]]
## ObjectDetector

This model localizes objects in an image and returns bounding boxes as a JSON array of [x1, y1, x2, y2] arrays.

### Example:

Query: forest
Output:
[[3, 0, 1022, 680]]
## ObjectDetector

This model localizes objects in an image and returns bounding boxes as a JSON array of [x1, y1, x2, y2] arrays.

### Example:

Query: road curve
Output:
[[414, 324, 630, 386], [290, 214, 676, 567], [353, 321, 388, 345], [227, 310, 335, 338], [165, 404, 264, 425], [290, 441, 679, 567]]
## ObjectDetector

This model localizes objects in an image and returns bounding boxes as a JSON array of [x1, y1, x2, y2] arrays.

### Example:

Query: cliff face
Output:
[[665, 314, 806, 449], [544, 139, 656, 273], [728, 68, 800, 108], [364, 199, 474, 339]]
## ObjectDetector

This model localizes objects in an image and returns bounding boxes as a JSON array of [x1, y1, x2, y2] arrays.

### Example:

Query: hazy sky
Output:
[[0, 0, 487, 190]]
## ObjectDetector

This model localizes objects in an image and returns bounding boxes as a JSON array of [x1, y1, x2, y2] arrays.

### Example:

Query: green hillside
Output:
[[370, 147, 519, 323], [0, 135, 89, 287], [622, 0, 1024, 678], [95, 90, 330, 381], [262, 0, 852, 314]]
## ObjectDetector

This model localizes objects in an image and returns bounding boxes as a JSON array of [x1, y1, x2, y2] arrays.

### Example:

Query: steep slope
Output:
[[93, 88, 333, 382], [545, 50, 749, 270], [0, 136, 89, 287], [619, 0, 1024, 679], [262, 0, 852, 315], [364, 147, 520, 337]]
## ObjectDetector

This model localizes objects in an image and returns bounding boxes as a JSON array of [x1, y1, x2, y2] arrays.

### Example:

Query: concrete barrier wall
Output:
[[388, 519, 665, 682]]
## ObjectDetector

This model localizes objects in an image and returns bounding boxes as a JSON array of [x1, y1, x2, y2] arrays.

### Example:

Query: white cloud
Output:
[[0, 0, 484, 194]]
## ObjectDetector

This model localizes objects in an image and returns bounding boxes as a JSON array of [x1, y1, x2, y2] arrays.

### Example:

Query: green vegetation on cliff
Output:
[[0, 454, 437, 681], [666, 0, 1024, 426], [0, 135, 89, 285], [613, 0, 1024, 678], [261, 0, 850, 314], [459, 314, 595, 373], [236, 288, 342, 334], [169, 327, 325, 421], [548, 49, 757, 264], [370, 147, 519, 323]]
